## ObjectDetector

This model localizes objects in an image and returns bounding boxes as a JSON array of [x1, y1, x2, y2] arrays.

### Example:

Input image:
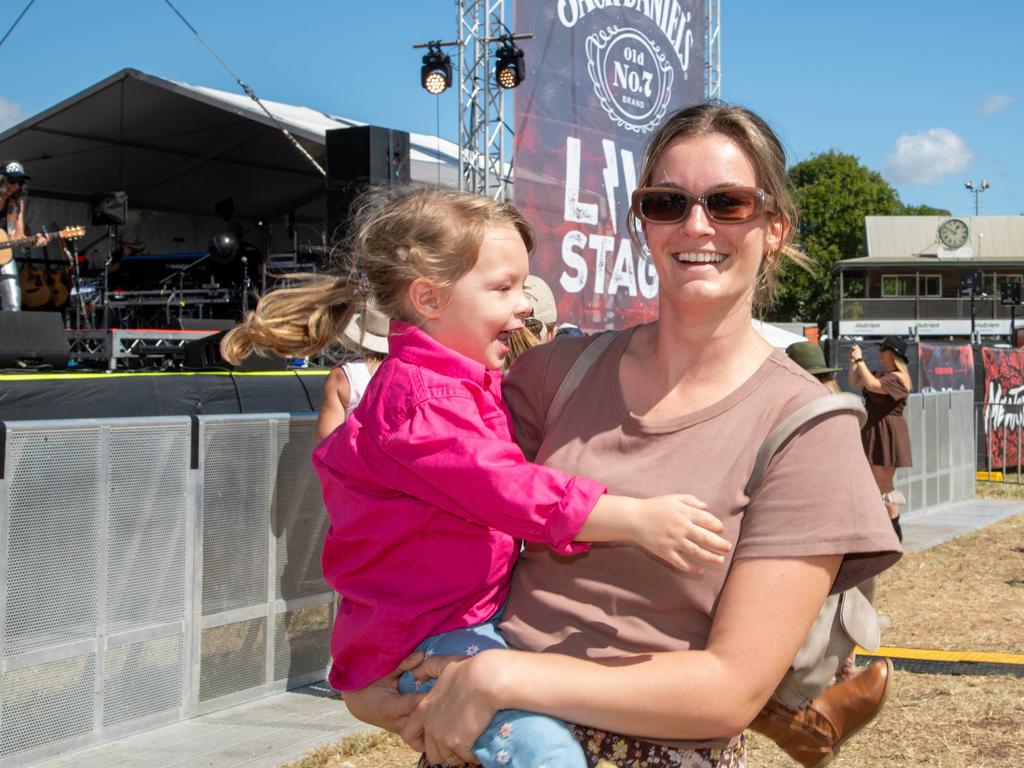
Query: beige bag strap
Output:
[[543, 331, 618, 429], [745, 393, 866, 497]]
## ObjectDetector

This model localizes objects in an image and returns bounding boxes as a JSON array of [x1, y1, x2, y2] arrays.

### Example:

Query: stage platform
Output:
[[0, 368, 328, 421]]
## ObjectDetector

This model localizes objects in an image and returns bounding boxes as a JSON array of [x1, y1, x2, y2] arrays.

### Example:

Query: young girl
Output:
[[221, 186, 731, 768]]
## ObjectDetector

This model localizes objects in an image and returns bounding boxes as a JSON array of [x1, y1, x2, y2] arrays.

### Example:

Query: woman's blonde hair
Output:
[[626, 102, 809, 312], [221, 186, 535, 364]]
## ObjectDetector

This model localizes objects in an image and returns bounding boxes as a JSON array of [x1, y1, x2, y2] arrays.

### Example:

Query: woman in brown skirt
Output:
[[848, 336, 913, 540]]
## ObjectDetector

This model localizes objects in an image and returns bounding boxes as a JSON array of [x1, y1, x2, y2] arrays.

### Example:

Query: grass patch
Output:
[[975, 480, 1024, 500], [281, 729, 417, 768]]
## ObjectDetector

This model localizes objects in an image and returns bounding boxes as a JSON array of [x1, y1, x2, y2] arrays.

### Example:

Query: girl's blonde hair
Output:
[[221, 186, 535, 364], [626, 102, 809, 312]]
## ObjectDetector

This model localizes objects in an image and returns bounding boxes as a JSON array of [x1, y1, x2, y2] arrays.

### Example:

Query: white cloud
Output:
[[0, 96, 25, 131], [883, 128, 975, 186], [979, 94, 1016, 115]]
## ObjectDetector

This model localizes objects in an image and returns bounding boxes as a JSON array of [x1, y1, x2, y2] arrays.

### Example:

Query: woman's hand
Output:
[[849, 344, 862, 364], [402, 650, 505, 765], [342, 651, 425, 735]]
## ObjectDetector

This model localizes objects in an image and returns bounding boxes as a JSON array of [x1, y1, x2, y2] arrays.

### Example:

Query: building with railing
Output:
[[834, 216, 1024, 341]]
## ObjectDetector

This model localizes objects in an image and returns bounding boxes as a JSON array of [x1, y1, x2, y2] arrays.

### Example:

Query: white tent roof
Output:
[[752, 319, 809, 348], [0, 68, 460, 222]]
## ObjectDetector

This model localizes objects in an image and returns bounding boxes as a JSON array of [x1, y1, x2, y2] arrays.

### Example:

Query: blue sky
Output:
[[1, 0, 1020, 217]]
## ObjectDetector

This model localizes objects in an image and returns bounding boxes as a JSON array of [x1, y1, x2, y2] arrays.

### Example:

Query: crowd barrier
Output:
[[895, 390, 976, 515], [0, 414, 333, 767], [0, 391, 976, 764]]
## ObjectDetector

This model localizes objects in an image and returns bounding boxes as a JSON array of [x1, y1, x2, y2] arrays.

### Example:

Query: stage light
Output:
[[421, 45, 452, 95], [494, 39, 525, 89]]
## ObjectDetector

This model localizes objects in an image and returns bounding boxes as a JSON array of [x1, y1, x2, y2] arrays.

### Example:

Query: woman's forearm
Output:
[[410, 555, 839, 744]]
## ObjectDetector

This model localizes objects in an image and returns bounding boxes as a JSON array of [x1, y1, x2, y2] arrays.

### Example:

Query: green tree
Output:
[[768, 151, 905, 327], [902, 203, 951, 216]]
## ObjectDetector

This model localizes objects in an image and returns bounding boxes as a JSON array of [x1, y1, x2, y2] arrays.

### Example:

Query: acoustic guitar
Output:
[[19, 260, 50, 308], [0, 224, 85, 265]]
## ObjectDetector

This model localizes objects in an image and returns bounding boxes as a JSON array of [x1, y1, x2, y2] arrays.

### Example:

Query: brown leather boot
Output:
[[750, 657, 893, 767]]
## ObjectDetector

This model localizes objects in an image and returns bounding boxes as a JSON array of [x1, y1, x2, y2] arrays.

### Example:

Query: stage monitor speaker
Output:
[[325, 126, 411, 243], [90, 191, 128, 226], [183, 330, 291, 371], [0, 311, 69, 368], [178, 318, 238, 332]]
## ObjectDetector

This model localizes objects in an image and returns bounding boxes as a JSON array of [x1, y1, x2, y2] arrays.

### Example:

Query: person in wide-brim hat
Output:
[[876, 335, 909, 363]]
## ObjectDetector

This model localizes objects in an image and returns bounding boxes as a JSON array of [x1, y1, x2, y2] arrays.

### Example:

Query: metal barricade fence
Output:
[[0, 414, 333, 767], [975, 400, 1024, 484], [894, 390, 976, 514]]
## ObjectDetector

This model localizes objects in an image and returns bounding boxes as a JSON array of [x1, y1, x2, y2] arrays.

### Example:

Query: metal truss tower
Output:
[[706, 0, 721, 100], [454, 0, 719, 197], [457, 0, 512, 200]]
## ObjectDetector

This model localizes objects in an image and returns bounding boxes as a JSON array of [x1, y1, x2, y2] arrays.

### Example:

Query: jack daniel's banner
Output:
[[514, 0, 705, 330]]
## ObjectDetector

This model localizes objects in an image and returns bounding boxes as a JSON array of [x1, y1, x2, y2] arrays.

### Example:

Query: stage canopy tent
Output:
[[0, 68, 459, 223]]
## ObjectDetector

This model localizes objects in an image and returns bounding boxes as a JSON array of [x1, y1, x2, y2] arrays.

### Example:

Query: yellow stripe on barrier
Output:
[[976, 470, 1004, 481], [856, 645, 1024, 665], [0, 370, 331, 382]]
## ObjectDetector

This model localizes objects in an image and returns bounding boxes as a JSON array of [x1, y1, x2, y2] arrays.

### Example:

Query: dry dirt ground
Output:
[[285, 497, 1024, 768]]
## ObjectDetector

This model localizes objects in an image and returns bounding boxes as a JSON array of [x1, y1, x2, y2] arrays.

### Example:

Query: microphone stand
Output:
[[158, 252, 213, 325], [102, 224, 117, 330], [240, 255, 250, 313]]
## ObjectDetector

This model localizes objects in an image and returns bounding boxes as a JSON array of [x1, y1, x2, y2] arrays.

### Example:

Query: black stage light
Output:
[[208, 231, 239, 263], [494, 39, 525, 89], [421, 45, 452, 95]]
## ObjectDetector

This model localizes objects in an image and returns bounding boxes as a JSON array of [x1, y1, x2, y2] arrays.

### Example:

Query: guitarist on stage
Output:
[[0, 161, 46, 311]]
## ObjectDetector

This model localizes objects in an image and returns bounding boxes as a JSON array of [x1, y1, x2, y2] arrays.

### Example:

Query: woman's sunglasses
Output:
[[631, 185, 776, 225]]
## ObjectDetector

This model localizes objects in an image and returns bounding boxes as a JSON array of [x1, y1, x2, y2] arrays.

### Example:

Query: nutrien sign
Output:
[[514, 0, 705, 330]]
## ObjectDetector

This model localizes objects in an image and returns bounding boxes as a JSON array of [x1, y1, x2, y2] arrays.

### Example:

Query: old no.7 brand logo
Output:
[[585, 25, 674, 134]]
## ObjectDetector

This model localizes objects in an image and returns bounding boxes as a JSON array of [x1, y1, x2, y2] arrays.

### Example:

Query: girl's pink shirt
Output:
[[314, 321, 606, 691]]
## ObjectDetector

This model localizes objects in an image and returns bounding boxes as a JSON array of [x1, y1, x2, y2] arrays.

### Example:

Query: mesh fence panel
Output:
[[5, 428, 102, 657], [273, 604, 332, 682], [0, 654, 95, 758], [202, 421, 272, 614], [107, 424, 190, 633], [199, 618, 268, 702], [274, 420, 329, 601], [103, 635, 185, 728]]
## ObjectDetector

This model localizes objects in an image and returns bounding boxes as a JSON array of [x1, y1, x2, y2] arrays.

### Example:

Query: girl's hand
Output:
[[342, 651, 425, 735], [631, 494, 731, 574], [402, 650, 505, 765]]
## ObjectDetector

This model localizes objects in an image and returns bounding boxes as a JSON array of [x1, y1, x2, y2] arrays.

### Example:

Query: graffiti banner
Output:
[[918, 342, 974, 392], [514, 0, 705, 331], [980, 347, 1024, 469]]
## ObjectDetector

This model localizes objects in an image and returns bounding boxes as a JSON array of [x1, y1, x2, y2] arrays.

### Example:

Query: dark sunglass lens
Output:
[[705, 189, 757, 222], [524, 317, 544, 335], [641, 191, 690, 222]]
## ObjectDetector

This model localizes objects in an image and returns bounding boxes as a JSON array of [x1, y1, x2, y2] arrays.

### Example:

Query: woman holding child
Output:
[[232, 102, 901, 767]]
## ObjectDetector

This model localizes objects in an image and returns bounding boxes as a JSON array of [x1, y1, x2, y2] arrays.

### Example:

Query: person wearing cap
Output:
[[0, 161, 46, 311], [315, 304, 389, 442], [848, 336, 913, 540], [522, 274, 558, 343], [504, 274, 560, 371]]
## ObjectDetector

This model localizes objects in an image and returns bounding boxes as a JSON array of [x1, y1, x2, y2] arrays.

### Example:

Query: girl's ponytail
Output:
[[220, 273, 360, 364]]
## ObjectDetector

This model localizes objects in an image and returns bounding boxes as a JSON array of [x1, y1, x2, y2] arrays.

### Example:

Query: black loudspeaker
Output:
[[325, 126, 411, 241], [0, 311, 68, 368], [183, 330, 291, 371], [90, 191, 128, 226]]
